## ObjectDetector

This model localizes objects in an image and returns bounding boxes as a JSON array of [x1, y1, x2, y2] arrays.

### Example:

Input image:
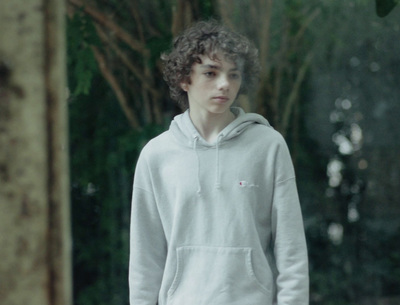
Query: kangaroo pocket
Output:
[[167, 246, 273, 305]]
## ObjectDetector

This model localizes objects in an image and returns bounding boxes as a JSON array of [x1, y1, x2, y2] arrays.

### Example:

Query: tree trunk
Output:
[[0, 0, 72, 304]]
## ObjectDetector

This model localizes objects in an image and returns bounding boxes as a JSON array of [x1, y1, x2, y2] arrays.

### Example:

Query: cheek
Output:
[[233, 81, 242, 93]]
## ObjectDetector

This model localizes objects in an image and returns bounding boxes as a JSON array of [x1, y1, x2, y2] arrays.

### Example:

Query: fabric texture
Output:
[[129, 107, 309, 305]]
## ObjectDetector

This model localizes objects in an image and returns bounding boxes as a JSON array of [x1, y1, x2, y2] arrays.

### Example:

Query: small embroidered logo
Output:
[[239, 181, 259, 188]]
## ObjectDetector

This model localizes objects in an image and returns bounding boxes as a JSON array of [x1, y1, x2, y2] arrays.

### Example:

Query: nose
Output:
[[217, 74, 229, 91]]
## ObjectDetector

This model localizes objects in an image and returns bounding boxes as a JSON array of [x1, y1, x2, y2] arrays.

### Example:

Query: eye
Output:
[[204, 71, 216, 77], [229, 73, 241, 80]]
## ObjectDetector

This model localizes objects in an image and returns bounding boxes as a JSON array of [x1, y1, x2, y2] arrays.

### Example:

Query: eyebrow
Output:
[[200, 64, 239, 72]]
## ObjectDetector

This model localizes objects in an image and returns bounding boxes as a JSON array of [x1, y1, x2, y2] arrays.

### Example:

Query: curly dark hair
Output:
[[161, 20, 260, 109]]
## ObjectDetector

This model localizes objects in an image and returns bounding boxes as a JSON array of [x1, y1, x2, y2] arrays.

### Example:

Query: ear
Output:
[[180, 82, 188, 92]]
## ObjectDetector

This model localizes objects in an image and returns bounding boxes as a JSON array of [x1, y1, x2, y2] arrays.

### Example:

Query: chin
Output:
[[208, 106, 232, 115]]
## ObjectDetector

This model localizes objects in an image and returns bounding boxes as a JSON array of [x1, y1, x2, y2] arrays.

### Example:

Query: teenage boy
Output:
[[129, 20, 309, 305]]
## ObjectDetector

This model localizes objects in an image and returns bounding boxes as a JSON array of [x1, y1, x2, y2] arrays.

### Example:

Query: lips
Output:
[[213, 96, 229, 103]]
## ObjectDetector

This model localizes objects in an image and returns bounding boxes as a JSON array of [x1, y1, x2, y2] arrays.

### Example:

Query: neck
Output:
[[189, 109, 235, 143]]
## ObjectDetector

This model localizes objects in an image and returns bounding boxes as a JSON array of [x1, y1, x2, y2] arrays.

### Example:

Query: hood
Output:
[[170, 107, 271, 148], [169, 107, 272, 195]]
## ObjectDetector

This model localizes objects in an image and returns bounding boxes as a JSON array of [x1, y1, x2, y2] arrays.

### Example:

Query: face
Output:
[[182, 52, 242, 116]]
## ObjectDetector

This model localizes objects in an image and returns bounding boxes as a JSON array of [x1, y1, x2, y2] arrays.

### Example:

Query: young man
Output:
[[129, 20, 309, 305]]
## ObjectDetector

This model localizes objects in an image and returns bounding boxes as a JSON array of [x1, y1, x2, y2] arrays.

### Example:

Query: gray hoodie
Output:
[[129, 107, 309, 305]]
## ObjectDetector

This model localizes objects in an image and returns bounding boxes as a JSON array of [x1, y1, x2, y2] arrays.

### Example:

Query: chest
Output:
[[153, 143, 275, 212]]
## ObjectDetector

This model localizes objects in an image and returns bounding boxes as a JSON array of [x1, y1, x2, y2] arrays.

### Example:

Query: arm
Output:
[[271, 141, 309, 305], [129, 153, 167, 305]]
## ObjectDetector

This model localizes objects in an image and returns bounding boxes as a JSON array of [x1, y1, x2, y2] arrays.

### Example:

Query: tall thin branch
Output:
[[217, 0, 235, 29], [130, 0, 145, 43], [259, 0, 273, 74], [271, 22, 290, 125], [255, 0, 274, 118], [292, 8, 321, 47], [91, 46, 141, 129], [280, 51, 313, 135], [95, 25, 146, 85]]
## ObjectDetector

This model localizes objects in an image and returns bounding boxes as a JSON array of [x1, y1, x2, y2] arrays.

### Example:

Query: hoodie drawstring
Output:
[[215, 134, 223, 189], [193, 136, 202, 195]]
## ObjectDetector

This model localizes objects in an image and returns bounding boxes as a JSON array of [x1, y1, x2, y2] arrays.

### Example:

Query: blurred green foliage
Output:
[[67, 11, 100, 95], [68, 77, 164, 305]]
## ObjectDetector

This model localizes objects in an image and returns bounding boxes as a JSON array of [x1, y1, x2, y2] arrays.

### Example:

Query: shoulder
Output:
[[134, 130, 170, 175], [145, 130, 171, 148], [140, 130, 172, 156], [233, 109, 285, 146], [250, 125, 295, 178], [246, 123, 288, 148], [242, 124, 293, 171], [138, 129, 182, 165]]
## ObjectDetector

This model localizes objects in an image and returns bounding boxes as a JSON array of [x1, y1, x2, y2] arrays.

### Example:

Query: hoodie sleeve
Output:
[[129, 151, 167, 305], [271, 138, 309, 305]]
